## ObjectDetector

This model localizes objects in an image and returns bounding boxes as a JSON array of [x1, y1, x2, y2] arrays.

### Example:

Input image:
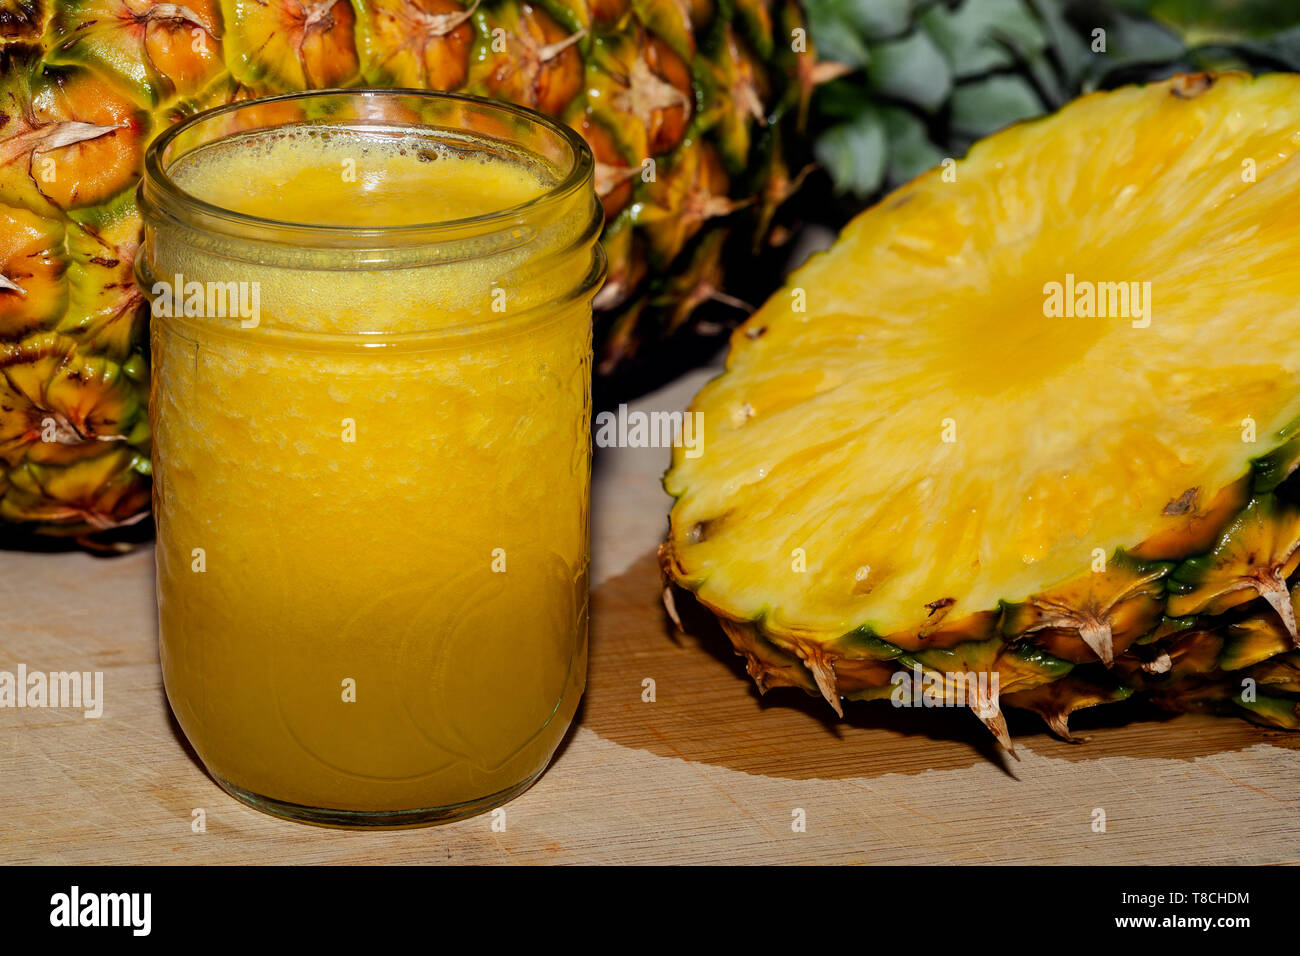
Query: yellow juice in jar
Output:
[[143, 95, 601, 825]]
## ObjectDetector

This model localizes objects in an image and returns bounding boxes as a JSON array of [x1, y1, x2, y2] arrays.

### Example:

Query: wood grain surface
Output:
[[2, 370, 1299, 864]]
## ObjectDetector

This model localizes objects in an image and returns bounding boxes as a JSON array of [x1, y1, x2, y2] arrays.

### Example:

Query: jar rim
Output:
[[140, 88, 596, 249]]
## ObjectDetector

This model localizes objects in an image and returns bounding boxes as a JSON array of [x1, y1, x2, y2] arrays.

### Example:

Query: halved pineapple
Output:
[[663, 72, 1300, 744]]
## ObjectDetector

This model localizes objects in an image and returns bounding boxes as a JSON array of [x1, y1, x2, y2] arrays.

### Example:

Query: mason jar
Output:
[[138, 90, 604, 827]]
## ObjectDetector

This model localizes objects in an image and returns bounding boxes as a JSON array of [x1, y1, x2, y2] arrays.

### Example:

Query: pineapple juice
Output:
[[139, 93, 603, 825]]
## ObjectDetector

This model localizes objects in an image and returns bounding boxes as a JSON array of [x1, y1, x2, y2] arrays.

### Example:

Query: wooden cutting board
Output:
[[3, 371, 1299, 864]]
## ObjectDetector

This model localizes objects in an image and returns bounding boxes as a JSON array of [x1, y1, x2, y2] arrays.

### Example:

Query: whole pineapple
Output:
[[0, 0, 812, 540], [662, 72, 1300, 746]]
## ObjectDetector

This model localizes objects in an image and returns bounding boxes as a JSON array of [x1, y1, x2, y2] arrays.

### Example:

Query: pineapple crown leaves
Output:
[[1111, 0, 1300, 48], [1186, 25, 1300, 74], [802, 0, 1300, 198]]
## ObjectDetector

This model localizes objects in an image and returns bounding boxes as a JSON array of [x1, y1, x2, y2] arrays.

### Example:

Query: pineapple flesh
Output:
[[663, 72, 1300, 743]]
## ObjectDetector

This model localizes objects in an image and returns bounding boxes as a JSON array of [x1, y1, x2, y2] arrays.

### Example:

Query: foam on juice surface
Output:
[[172, 127, 552, 227], [155, 126, 576, 333]]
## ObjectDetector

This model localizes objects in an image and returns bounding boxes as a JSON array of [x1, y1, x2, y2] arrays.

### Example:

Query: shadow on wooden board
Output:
[[584, 551, 1300, 781]]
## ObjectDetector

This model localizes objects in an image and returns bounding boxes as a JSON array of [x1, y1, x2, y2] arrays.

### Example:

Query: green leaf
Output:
[[1144, 0, 1300, 43], [880, 106, 944, 184], [868, 28, 953, 112], [803, 0, 920, 68], [834, 0, 916, 41], [1029, 0, 1092, 89], [1097, 13, 1186, 65], [949, 74, 1046, 138], [921, 0, 1048, 79], [805, 1, 873, 69], [1026, 50, 1068, 109], [814, 109, 887, 196], [813, 76, 875, 120], [1196, 25, 1300, 73]]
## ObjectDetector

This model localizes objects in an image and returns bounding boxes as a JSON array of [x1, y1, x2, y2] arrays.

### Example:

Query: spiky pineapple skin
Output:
[[0, 42, 153, 540]]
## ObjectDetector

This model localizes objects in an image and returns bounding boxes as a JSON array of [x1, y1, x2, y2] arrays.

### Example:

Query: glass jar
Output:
[[138, 90, 604, 827]]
